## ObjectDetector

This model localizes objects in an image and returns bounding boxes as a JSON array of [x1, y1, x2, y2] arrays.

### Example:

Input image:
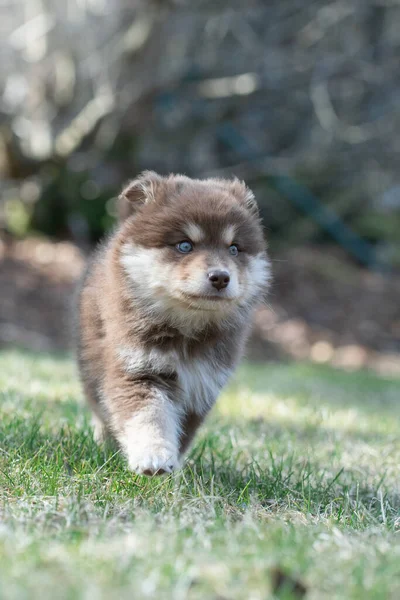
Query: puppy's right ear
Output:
[[117, 171, 164, 221]]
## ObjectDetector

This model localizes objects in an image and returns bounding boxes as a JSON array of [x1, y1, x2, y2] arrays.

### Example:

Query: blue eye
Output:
[[176, 241, 193, 253], [229, 244, 239, 256]]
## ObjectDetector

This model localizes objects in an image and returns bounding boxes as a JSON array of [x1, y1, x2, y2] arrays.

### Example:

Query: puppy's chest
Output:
[[176, 353, 232, 415], [119, 345, 233, 415]]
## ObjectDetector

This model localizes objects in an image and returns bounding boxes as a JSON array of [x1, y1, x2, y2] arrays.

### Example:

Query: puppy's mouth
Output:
[[177, 292, 238, 310], [184, 293, 233, 301]]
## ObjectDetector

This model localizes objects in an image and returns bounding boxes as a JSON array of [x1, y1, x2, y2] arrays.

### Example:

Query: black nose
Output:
[[208, 270, 230, 291]]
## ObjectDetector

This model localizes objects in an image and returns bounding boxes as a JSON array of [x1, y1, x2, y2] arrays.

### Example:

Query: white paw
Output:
[[92, 414, 107, 444], [126, 442, 180, 476]]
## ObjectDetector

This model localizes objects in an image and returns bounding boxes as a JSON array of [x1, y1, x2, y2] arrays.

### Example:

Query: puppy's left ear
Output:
[[117, 171, 164, 221], [228, 178, 259, 216]]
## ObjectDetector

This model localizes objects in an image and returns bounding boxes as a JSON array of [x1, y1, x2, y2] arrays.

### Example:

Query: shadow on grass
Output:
[[1, 348, 399, 526], [2, 410, 399, 528], [234, 361, 400, 418], [233, 413, 399, 446], [0, 345, 72, 362]]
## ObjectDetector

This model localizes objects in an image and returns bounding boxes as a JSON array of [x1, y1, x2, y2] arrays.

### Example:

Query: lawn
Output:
[[0, 348, 399, 599]]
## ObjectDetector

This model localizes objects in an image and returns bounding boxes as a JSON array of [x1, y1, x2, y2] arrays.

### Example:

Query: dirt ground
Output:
[[1, 235, 399, 376]]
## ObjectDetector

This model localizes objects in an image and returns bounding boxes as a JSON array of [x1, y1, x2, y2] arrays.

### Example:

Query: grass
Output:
[[0, 348, 400, 599]]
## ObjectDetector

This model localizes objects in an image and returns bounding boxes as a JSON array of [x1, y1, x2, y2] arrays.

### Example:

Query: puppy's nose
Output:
[[208, 270, 230, 291]]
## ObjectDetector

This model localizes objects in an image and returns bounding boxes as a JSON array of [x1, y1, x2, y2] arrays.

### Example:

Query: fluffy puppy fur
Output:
[[78, 171, 271, 476]]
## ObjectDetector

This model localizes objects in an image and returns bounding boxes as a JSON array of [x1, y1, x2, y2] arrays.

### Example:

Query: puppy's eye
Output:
[[176, 240, 193, 254], [229, 244, 239, 256]]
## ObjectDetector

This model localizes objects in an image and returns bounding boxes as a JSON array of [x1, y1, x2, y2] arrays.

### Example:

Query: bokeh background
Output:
[[1, 0, 399, 374]]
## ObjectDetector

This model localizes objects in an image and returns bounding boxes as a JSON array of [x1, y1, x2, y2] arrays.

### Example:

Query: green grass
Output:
[[1, 349, 400, 599]]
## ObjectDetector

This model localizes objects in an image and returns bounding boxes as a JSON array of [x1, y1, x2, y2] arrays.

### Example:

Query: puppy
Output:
[[77, 171, 271, 476]]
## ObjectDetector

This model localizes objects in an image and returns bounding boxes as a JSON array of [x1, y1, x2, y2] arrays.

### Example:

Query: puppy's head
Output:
[[119, 171, 270, 323]]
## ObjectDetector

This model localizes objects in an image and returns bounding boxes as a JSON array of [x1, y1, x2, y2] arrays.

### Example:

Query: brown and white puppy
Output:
[[77, 171, 271, 476]]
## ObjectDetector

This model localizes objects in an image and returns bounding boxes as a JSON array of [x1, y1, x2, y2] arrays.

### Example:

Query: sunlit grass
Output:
[[1, 348, 400, 599]]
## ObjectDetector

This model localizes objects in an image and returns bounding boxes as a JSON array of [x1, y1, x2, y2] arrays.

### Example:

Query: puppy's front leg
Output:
[[105, 378, 181, 476]]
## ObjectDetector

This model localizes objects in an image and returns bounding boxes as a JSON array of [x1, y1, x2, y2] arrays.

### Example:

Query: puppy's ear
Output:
[[117, 171, 164, 221], [228, 178, 259, 216]]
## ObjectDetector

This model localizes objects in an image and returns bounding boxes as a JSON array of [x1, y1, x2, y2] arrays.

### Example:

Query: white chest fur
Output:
[[118, 346, 232, 416], [176, 355, 232, 415]]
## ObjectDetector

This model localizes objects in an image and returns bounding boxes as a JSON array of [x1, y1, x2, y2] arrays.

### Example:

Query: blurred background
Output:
[[0, 0, 399, 374]]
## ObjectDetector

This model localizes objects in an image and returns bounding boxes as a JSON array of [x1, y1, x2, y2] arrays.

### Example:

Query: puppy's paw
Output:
[[127, 442, 180, 476], [92, 414, 107, 444]]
